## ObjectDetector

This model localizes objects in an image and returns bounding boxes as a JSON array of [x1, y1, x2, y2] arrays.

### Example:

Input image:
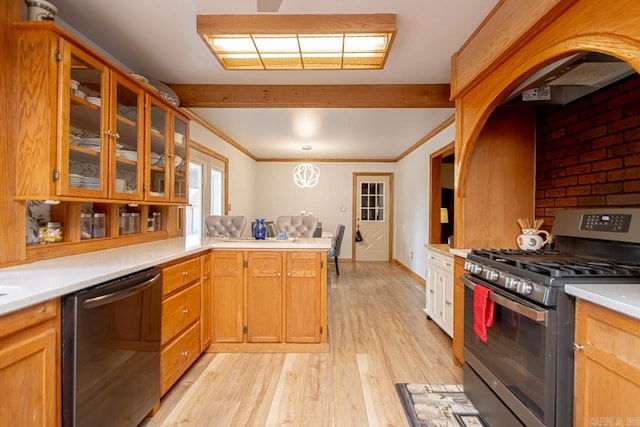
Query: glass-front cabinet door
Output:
[[146, 96, 170, 202], [109, 74, 144, 200], [172, 114, 189, 203], [61, 43, 109, 198]]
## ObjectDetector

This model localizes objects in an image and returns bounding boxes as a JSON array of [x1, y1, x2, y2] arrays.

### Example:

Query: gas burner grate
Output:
[[470, 249, 640, 278]]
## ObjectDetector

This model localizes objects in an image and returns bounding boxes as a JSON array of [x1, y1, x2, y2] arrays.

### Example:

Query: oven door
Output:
[[462, 274, 556, 427]]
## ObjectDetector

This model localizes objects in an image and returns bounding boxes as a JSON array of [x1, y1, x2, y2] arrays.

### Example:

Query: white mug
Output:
[[115, 179, 126, 193]]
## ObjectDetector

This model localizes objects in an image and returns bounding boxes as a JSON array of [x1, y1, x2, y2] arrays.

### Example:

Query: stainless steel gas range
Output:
[[461, 207, 640, 427]]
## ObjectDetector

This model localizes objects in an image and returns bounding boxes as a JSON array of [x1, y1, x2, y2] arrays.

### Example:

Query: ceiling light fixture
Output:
[[293, 145, 319, 188], [197, 14, 396, 70], [293, 163, 320, 188]]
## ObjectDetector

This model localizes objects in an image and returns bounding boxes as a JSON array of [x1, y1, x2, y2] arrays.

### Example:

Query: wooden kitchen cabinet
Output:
[[15, 23, 148, 202], [574, 299, 640, 426], [246, 251, 283, 343], [285, 251, 323, 343], [144, 97, 189, 204], [0, 299, 60, 426], [15, 22, 188, 204], [424, 247, 454, 337], [452, 256, 466, 365], [210, 250, 244, 343], [200, 252, 211, 350], [159, 255, 202, 396], [209, 249, 328, 352]]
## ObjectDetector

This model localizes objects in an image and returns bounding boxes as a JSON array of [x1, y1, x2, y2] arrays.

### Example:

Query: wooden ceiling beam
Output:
[[169, 84, 453, 108]]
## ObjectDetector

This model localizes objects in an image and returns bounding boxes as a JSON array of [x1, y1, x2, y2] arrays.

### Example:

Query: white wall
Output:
[[395, 123, 455, 279], [254, 162, 395, 259]]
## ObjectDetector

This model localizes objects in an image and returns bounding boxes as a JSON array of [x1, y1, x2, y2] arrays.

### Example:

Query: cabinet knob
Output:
[[573, 342, 584, 352], [429, 289, 435, 294], [276, 272, 281, 278], [182, 271, 189, 276], [114, 132, 120, 139], [202, 275, 209, 280], [182, 307, 189, 314], [181, 351, 188, 357], [445, 300, 452, 305], [104, 130, 112, 137], [287, 272, 292, 277]]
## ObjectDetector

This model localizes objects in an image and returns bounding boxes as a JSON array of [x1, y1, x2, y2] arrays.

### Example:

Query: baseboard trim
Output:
[[393, 259, 425, 286]]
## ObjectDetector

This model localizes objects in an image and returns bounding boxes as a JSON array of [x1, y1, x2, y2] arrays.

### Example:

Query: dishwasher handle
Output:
[[83, 273, 161, 309]]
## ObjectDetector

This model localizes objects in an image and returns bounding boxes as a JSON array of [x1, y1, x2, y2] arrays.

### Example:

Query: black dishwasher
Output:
[[62, 267, 162, 427]]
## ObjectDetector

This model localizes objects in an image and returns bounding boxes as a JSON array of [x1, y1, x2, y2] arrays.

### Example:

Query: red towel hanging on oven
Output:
[[473, 284, 495, 342]]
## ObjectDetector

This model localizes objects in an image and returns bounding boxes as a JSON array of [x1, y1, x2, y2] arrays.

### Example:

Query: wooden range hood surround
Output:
[[450, 0, 640, 249]]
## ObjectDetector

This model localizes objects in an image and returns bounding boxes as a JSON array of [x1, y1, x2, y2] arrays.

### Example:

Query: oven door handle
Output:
[[462, 275, 547, 323]]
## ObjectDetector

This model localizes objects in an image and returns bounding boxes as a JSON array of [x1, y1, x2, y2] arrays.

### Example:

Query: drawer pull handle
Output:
[[573, 343, 584, 352], [182, 308, 189, 314]]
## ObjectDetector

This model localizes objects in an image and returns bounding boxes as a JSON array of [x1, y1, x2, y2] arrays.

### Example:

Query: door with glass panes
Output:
[[354, 173, 392, 262], [187, 148, 227, 239]]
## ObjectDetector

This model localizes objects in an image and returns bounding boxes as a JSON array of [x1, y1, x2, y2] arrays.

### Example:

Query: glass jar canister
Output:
[[153, 212, 161, 231], [92, 213, 106, 238], [120, 213, 131, 235], [130, 213, 141, 234], [43, 221, 63, 243], [80, 213, 92, 240], [253, 218, 267, 240]]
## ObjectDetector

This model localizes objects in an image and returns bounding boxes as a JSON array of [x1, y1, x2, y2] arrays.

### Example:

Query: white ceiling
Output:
[[51, 0, 499, 160]]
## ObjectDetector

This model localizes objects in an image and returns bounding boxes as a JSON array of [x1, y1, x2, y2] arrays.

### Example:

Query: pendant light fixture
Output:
[[293, 145, 320, 188]]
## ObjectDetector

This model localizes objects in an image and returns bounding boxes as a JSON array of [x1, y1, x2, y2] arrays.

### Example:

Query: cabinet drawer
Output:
[[161, 321, 200, 396], [427, 251, 453, 271], [163, 257, 201, 295], [162, 283, 201, 345]]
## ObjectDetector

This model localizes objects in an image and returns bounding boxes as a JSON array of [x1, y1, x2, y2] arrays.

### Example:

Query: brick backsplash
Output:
[[536, 73, 640, 229]]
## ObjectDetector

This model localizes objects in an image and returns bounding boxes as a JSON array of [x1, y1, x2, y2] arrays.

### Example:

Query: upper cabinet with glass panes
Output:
[[14, 22, 187, 205], [144, 97, 189, 203]]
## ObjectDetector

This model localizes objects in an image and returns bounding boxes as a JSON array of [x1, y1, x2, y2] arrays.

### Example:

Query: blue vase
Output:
[[253, 218, 267, 240]]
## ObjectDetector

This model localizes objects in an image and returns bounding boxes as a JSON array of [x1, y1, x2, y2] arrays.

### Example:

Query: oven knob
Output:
[[517, 281, 533, 295], [485, 269, 499, 281], [505, 277, 519, 290], [472, 264, 483, 275]]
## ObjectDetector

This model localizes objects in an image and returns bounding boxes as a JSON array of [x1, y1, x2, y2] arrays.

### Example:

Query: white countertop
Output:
[[565, 283, 640, 321], [0, 236, 331, 316], [449, 248, 471, 258]]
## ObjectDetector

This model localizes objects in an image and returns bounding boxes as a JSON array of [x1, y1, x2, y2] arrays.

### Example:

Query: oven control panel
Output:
[[580, 213, 631, 232]]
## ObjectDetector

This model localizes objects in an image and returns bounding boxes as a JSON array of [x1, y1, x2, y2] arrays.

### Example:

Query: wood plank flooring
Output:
[[141, 261, 462, 427]]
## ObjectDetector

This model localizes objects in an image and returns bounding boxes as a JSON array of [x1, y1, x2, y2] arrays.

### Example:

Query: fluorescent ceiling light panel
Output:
[[197, 14, 396, 70]]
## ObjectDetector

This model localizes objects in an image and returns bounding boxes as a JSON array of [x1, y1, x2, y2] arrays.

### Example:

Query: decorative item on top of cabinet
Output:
[[15, 22, 189, 205], [208, 249, 328, 352], [159, 255, 202, 396], [424, 246, 454, 337], [0, 299, 60, 426], [574, 299, 640, 426]]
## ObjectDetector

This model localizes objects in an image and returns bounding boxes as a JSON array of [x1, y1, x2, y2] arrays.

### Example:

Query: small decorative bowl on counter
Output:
[[276, 232, 289, 240]]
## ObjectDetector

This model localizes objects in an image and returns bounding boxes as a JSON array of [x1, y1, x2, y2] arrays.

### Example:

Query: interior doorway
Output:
[[430, 143, 455, 244], [352, 172, 394, 262]]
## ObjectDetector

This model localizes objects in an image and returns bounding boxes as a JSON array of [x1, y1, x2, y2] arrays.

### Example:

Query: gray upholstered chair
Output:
[[328, 224, 346, 275], [205, 215, 247, 237], [276, 215, 319, 238]]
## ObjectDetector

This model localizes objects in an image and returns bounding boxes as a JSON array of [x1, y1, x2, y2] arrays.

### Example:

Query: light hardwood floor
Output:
[[142, 261, 462, 426]]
